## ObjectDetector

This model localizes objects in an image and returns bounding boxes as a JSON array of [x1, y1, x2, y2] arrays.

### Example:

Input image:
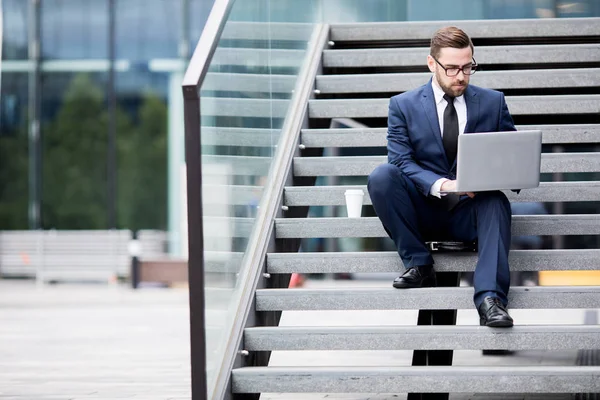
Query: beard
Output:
[[435, 70, 468, 97]]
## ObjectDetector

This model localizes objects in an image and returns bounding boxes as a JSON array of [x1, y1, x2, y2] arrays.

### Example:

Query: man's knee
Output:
[[368, 164, 407, 198], [476, 191, 511, 212]]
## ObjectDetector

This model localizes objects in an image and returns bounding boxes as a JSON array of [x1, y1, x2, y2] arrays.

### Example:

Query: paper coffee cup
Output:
[[344, 189, 364, 218]]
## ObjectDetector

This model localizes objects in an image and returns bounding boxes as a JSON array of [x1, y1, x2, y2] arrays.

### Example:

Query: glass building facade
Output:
[[0, 0, 211, 234], [1, 0, 599, 237]]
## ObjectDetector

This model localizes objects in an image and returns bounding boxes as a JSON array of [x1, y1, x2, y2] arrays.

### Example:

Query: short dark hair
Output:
[[430, 26, 474, 59]]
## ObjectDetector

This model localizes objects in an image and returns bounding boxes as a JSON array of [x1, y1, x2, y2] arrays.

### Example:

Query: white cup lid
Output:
[[344, 189, 364, 195]]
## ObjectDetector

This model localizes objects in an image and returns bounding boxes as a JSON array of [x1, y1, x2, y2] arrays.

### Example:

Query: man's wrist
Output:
[[430, 178, 449, 198]]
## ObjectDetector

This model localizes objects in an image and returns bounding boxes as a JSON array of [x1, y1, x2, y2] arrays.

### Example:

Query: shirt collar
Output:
[[432, 78, 465, 106]]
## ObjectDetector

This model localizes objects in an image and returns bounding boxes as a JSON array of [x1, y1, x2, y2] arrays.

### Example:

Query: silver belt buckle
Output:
[[428, 241, 440, 251]]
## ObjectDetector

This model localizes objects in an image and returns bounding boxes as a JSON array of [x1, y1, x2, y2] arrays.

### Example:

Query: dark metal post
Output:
[[130, 230, 140, 289], [107, 0, 117, 228], [182, 0, 208, 396], [27, 0, 42, 229], [408, 271, 460, 400], [183, 85, 207, 399]]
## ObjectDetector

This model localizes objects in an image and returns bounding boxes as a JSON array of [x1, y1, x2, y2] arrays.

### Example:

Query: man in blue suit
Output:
[[368, 26, 515, 327]]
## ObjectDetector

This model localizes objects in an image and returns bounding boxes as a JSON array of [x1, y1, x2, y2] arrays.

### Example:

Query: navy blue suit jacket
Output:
[[387, 80, 516, 197]]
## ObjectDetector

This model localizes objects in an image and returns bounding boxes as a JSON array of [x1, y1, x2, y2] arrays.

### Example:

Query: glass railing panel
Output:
[[197, 0, 319, 392]]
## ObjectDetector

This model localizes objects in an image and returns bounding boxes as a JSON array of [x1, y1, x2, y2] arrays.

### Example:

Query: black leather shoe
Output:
[[393, 265, 436, 289], [478, 296, 514, 327]]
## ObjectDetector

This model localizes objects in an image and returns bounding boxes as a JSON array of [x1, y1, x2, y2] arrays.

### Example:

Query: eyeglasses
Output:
[[432, 56, 478, 77]]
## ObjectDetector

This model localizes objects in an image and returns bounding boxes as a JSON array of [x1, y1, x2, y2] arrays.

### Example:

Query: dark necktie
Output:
[[442, 94, 459, 167], [441, 94, 460, 211]]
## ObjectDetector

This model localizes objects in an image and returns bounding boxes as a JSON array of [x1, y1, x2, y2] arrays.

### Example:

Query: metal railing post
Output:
[[129, 230, 141, 289], [183, 84, 207, 400]]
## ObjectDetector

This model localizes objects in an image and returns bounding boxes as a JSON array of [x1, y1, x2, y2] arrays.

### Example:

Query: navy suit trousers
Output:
[[368, 164, 512, 307]]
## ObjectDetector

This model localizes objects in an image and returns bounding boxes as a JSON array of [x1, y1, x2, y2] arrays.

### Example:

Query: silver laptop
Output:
[[440, 130, 542, 193]]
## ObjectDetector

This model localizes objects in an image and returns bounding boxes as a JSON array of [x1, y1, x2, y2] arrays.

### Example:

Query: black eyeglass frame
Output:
[[431, 56, 478, 77]]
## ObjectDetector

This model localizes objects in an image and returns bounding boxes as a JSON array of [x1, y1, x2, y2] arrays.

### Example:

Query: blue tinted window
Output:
[[42, 0, 108, 59], [2, 0, 29, 60], [189, 0, 214, 46], [116, 0, 182, 61]]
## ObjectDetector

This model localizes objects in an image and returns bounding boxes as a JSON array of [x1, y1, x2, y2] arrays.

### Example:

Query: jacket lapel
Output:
[[464, 86, 480, 133], [420, 81, 449, 167]]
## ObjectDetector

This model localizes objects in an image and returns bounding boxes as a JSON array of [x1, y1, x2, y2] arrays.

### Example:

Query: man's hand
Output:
[[440, 180, 476, 198]]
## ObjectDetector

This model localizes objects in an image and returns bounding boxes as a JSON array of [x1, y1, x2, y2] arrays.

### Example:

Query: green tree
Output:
[[117, 92, 168, 231], [0, 123, 29, 229], [7, 73, 167, 231], [42, 74, 133, 229]]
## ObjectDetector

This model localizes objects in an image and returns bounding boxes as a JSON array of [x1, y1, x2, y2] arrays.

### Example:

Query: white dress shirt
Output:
[[429, 80, 467, 198]]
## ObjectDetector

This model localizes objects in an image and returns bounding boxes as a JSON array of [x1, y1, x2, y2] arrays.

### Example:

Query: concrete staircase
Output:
[[230, 18, 600, 398]]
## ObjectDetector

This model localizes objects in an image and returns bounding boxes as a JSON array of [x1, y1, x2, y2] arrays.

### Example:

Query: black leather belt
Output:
[[426, 241, 477, 252]]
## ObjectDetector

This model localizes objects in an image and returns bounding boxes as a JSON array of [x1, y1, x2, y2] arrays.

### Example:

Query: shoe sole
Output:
[[480, 318, 514, 328], [482, 349, 515, 355], [392, 278, 437, 289]]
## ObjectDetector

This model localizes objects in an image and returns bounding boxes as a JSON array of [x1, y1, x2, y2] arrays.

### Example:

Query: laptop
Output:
[[440, 130, 542, 193]]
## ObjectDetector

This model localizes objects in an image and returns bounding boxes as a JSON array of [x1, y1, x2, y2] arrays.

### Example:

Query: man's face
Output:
[[427, 46, 473, 97]]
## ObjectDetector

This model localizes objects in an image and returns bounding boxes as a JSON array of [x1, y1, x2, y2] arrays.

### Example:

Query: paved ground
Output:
[[0, 278, 595, 400], [0, 280, 191, 399]]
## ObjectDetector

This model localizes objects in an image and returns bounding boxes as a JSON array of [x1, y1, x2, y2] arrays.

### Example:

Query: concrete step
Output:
[[266, 249, 600, 274], [284, 182, 600, 205], [203, 155, 272, 177], [300, 124, 600, 147], [202, 97, 289, 118], [255, 286, 600, 311], [308, 95, 600, 118], [317, 68, 600, 94], [203, 185, 262, 206], [324, 44, 600, 68], [204, 217, 255, 238], [202, 72, 295, 94], [205, 251, 243, 273], [201, 127, 279, 147], [222, 21, 313, 41], [293, 153, 600, 176], [244, 325, 600, 351], [232, 365, 600, 394], [329, 18, 600, 41], [275, 216, 600, 238], [212, 48, 305, 68]]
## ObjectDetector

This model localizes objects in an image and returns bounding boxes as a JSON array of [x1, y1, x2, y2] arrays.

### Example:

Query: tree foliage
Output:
[[0, 120, 29, 229], [0, 73, 168, 230], [118, 92, 168, 231], [43, 74, 112, 229]]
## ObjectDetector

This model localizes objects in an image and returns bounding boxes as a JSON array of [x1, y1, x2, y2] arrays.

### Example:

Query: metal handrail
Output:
[[182, 0, 235, 89], [181, 1, 236, 399]]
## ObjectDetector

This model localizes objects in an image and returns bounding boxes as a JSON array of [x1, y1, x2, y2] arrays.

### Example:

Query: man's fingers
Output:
[[467, 192, 476, 198]]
